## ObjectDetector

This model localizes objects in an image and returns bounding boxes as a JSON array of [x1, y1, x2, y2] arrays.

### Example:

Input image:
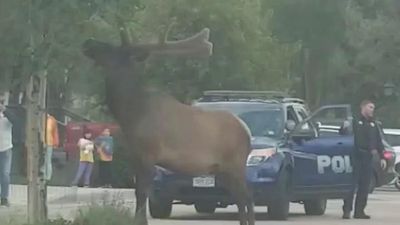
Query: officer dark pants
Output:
[[343, 152, 373, 214]]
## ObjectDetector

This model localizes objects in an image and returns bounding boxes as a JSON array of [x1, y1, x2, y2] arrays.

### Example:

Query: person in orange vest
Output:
[[41, 113, 59, 181]]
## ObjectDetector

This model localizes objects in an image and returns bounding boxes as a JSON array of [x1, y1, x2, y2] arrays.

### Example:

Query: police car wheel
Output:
[[194, 202, 216, 214], [149, 194, 172, 219], [395, 177, 400, 191], [304, 198, 327, 215], [268, 169, 291, 220]]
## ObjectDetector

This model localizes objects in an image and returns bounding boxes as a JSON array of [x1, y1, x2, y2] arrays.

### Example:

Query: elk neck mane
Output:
[[104, 64, 149, 126], [103, 64, 173, 130]]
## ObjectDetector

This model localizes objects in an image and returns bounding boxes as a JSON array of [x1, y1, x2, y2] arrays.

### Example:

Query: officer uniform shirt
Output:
[[353, 115, 384, 159]]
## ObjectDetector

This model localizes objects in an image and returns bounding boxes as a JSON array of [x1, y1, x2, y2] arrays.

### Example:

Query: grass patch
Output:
[[72, 203, 135, 225]]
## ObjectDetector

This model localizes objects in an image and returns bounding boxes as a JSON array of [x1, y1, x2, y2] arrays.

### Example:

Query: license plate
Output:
[[193, 176, 215, 187]]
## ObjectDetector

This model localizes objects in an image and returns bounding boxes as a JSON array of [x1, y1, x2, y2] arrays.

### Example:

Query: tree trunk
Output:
[[26, 74, 47, 224]]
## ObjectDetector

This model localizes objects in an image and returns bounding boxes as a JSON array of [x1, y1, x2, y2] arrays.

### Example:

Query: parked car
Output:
[[149, 92, 396, 220], [382, 128, 400, 190]]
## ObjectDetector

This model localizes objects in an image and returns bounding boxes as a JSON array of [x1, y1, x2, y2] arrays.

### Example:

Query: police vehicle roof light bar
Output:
[[202, 90, 289, 99], [281, 98, 305, 104]]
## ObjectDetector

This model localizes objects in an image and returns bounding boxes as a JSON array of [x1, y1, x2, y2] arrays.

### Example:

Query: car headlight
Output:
[[247, 148, 276, 166], [247, 155, 267, 166]]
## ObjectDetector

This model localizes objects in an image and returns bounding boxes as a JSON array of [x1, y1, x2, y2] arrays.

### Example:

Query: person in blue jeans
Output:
[[72, 130, 95, 187], [0, 100, 16, 207]]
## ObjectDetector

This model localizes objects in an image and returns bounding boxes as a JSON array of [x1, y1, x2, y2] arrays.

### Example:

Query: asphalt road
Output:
[[1, 185, 399, 225], [149, 187, 400, 225]]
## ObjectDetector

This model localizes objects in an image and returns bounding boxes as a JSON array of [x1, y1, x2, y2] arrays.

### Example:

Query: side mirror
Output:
[[315, 121, 322, 130], [285, 120, 296, 132], [339, 120, 351, 135]]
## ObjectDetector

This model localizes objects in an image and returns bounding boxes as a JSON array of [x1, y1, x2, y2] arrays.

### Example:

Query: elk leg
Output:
[[134, 167, 154, 225], [246, 191, 255, 225], [220, 172, 254, 225]]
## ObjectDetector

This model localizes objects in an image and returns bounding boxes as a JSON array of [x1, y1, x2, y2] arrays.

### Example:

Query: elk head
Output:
[[82, 20, 213, 71]]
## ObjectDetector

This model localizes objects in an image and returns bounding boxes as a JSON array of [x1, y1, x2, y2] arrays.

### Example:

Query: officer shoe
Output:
[[342, 211, 351, 219], [354, 212, 371, 219]]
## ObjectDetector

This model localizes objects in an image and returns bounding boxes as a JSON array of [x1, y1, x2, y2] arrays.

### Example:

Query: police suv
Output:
[[149, 91, 396, 220]]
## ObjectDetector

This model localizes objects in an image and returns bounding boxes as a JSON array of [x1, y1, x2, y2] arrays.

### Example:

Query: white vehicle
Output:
[[383, 128, 400, 190]]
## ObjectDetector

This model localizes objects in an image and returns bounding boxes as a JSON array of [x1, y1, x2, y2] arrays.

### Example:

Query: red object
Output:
[[63, 122, 119, 157], [383, 150, 395, 161]]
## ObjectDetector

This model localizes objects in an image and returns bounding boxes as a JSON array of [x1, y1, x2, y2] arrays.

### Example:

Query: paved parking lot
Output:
[[1, 185, 399, 224]]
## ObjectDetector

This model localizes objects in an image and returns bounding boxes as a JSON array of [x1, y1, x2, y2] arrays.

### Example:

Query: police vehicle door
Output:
[[291, 105, 353, 193], [285, 105, 317, 190]]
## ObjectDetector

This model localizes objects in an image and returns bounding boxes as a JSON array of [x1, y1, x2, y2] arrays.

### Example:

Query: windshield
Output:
[[195, 103, 284, 138]]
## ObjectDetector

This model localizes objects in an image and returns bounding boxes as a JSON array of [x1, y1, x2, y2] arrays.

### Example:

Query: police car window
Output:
[[194, 103, 285, 138], [287, 106, 299, 123], [238, 110, 284, 138], [298, 109, 308, 121], [294, 106, 310, 130], [313, 107, 348, 127], [384, 134, 400, 146]]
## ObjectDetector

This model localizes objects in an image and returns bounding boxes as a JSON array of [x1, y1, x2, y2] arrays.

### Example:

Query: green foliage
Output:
[[268, 0, 345, 50], [0, 0, 298, 109], [132, 0, 299, 100], [1, 0, 399, 125], [71, 203, 134, 225], [265, 0, 347, 108]]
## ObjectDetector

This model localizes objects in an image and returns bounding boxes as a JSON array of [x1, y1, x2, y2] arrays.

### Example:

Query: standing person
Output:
[[71, 130, 95, 187], [95, 128, 114, 188], [0, 99, 16, 207], [41, 113, 59, 182], [342, 99, 387, 219]]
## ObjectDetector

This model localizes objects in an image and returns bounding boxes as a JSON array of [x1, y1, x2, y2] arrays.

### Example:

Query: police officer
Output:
[[342, 99, 387, 219]]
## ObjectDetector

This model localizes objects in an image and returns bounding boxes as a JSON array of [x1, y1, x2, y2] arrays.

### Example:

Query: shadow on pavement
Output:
[[166, 212, 317, 221]]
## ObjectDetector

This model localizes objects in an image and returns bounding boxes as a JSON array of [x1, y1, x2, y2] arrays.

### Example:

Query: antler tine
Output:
[[129, 27, 213, 58], [158, 19, 178, 45], [116, 15, 131, 47]]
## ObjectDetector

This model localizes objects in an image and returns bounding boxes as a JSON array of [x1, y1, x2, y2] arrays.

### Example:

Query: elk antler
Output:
[[131, 28, 213, 58], [158, 20, 177, 45]]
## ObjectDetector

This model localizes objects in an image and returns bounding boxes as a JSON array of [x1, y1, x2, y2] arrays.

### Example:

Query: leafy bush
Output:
[[71, 203, 135, 225]]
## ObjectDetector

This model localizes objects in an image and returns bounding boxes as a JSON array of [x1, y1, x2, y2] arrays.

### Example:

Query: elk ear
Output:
[[116, 16, 132, 47]]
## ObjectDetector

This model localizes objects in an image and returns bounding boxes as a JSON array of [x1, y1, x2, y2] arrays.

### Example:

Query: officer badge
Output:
[[370, 122, 375, 127]]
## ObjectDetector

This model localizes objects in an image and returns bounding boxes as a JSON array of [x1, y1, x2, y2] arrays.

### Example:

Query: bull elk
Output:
[[82, 22, 255, 225]]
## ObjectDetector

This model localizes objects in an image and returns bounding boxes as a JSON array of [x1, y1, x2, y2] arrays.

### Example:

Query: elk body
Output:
[[82, 26, 255, 225]]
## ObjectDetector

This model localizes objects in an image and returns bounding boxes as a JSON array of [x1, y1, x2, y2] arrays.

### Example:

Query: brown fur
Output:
[[82, 28, 255, 225]]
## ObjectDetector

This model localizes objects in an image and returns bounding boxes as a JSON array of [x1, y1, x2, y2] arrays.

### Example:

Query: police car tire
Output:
[[268, 169, 291, 220], [194, 202, 216, 214], [394, 177, 400, 191], [149, 195, 172, 219], [304, 198, 327, 215]]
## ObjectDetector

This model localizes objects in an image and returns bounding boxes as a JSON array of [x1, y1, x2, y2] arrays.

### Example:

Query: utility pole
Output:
[[26, 73, 47, 224], [39, 72, 48, 221]]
